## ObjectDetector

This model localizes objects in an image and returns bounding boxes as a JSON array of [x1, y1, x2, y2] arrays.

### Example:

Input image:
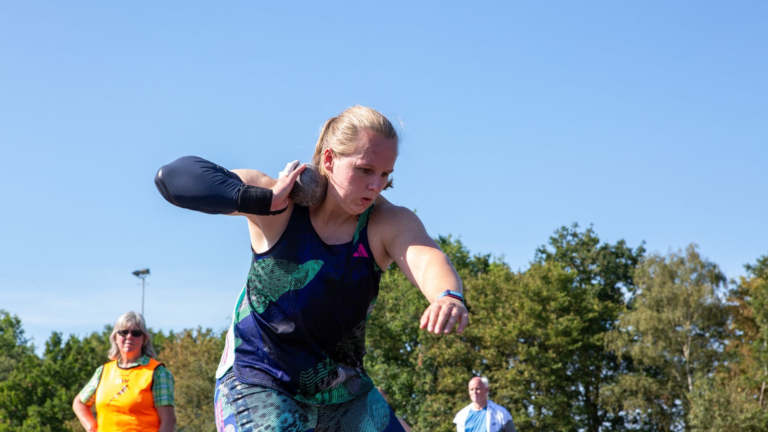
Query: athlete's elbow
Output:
[[154, 156, 204, 207]]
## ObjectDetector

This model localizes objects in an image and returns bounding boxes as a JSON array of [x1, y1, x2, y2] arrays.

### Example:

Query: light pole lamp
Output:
[[132, 269, 150, 316]]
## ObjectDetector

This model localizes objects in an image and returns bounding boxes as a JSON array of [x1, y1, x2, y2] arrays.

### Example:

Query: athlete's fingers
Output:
[[271, 164, 306, 209], [427, 304, 442, 333], [456, 309, 469, 334], [419, 307, 432, 330], [279, 160, 300, 178], [432, 304, 453, 335], [285, 163, 306, 184], [441, 306, 462, 334]]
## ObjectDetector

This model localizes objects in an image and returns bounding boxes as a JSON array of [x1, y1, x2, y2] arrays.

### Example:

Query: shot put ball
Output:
[[289, 163, 328, 206]]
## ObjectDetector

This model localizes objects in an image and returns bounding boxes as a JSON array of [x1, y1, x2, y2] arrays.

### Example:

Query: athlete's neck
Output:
[[312, 198, 358, 229]]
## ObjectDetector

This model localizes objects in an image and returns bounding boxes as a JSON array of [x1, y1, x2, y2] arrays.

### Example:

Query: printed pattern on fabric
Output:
[[226, 204, 384, 405], [151, 366, 176, 406], [352, 208, 371, 245], [216, 287, 246, 379], [243, 258, 324, 317], [78, 365, 104, 405], [294, 309, 373, 404], [214, 370, 405, 432], [296, 357, 345, 404]]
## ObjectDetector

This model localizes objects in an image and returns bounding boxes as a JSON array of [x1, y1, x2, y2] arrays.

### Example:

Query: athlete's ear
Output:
[[323, 148, 335, 174]]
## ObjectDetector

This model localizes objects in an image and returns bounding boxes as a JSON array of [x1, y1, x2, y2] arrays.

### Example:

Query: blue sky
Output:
[[1, 1, 766, 349]]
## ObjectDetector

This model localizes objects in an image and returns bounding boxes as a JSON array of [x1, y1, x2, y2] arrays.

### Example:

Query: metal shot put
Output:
[[281, 161, 328, 207]]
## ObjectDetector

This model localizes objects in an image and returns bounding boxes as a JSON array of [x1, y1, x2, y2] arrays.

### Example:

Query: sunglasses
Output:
[[116, 329, 144, 338]]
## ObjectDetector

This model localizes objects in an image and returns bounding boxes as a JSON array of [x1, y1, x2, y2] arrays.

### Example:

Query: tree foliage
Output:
[[534, 224, 645, 431], [365, 236, 488, 432], [158, 327, 225, 432], [366, 229, 645, 432], [0, 316, 110, 432], [1, 230, 767, 432], [607, 244, 728, 431], [687, 254, 768, 431], [0, 312, 33, 385]]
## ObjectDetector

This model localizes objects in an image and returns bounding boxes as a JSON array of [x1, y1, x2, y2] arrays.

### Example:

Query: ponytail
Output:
[[312, 117, 337, 174]]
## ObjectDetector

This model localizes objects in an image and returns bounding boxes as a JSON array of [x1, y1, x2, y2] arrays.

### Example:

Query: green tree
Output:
[[741, 254, 768, 411], [472, 262, 585, 431], [366, 232, 644, 432], [534, 224, 645, 431], [365, 236, 493, 432], [607, 244, 728, 431], [688, 373, 768, 432], [0, 311, 33, 384], [0, 326, 111, 432], [157, 327, 225, 432], [0, 311, 36, 431], [687, 254, 768, 431]]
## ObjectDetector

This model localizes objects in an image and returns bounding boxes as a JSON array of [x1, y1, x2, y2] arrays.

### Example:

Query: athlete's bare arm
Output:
[[370, 197, 469, 335]]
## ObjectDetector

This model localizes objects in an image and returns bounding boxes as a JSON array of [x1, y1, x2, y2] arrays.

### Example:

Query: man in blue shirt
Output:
[[453, 377, 515, 432]]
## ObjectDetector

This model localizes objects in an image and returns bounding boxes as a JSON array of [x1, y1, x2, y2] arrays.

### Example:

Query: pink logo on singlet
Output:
[[353, 243, 368, 258]]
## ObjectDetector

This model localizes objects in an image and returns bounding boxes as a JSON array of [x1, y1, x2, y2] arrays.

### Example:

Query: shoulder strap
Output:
[[287, 203, 311, 231], [352, 204, 375, 245]]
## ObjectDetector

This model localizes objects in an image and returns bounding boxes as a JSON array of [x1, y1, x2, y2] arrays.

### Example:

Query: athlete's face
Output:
[[324, 129, 397, 214], [468, 378, 488, 406]]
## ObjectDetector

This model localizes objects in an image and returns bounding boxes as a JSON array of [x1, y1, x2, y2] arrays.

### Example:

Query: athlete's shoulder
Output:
[[370, 196, 427, 244], [372, 195, 418, 221]]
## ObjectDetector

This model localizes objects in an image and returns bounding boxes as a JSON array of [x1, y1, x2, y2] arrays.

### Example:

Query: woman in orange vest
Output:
[[72, 311, 177, 432]]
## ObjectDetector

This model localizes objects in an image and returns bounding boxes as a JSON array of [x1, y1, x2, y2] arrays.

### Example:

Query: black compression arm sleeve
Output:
[[154, 156, 283, 215]]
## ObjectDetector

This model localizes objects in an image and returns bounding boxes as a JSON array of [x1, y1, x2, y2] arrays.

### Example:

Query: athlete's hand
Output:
[[270, 160, 305, 211], [420, 296, 469, 335]]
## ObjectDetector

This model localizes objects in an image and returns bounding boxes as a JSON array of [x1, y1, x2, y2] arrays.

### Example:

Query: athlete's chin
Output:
[[357, 197, 378, 210], [341, 197, 375, 215]]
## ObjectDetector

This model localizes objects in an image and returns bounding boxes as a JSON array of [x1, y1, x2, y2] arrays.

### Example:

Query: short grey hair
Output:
[[480, 376, 490, 389], [481, 376, 490, 395], [107, 311, 156, 362]]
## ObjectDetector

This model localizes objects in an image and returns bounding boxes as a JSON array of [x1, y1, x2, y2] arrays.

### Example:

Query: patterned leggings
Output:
[[214, 370, 406, 432]]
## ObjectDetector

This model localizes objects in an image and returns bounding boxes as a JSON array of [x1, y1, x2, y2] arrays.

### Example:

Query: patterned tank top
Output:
[[216, 203, 383, 405]]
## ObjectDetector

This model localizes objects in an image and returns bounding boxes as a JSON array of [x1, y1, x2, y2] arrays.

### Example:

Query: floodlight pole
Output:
[[132, 269, 151, 316]]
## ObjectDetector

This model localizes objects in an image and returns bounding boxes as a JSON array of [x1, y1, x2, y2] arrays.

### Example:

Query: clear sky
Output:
[[1, 1, 766, 350]]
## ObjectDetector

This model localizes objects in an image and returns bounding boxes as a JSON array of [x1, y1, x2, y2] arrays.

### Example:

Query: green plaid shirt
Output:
[[79, 355, 175, 407]]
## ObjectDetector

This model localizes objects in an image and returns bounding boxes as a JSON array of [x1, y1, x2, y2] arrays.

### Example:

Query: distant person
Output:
[[377, 387, 413, 432], [453, 377, 515, 432], [72, 311, 176, 432]]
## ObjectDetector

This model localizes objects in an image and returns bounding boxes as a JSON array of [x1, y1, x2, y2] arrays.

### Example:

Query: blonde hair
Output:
[[312, 106, 398, 188], [107, 311, 156, 361]]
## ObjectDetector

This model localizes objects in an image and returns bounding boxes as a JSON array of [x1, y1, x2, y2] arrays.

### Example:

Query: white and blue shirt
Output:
[[464, 407, 487, 432], [454, 400, 516, 432]]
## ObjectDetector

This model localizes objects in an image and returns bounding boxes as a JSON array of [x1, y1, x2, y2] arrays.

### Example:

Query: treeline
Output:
[[1, 224, 767, 431], [0, 320, 223, 432]]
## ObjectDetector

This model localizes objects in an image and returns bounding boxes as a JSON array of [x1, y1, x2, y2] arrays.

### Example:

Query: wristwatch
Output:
[[437, 290, 465, 305]]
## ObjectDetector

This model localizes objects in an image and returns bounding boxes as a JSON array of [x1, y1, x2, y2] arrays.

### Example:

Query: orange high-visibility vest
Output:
[[94, 358, 162, 432]]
